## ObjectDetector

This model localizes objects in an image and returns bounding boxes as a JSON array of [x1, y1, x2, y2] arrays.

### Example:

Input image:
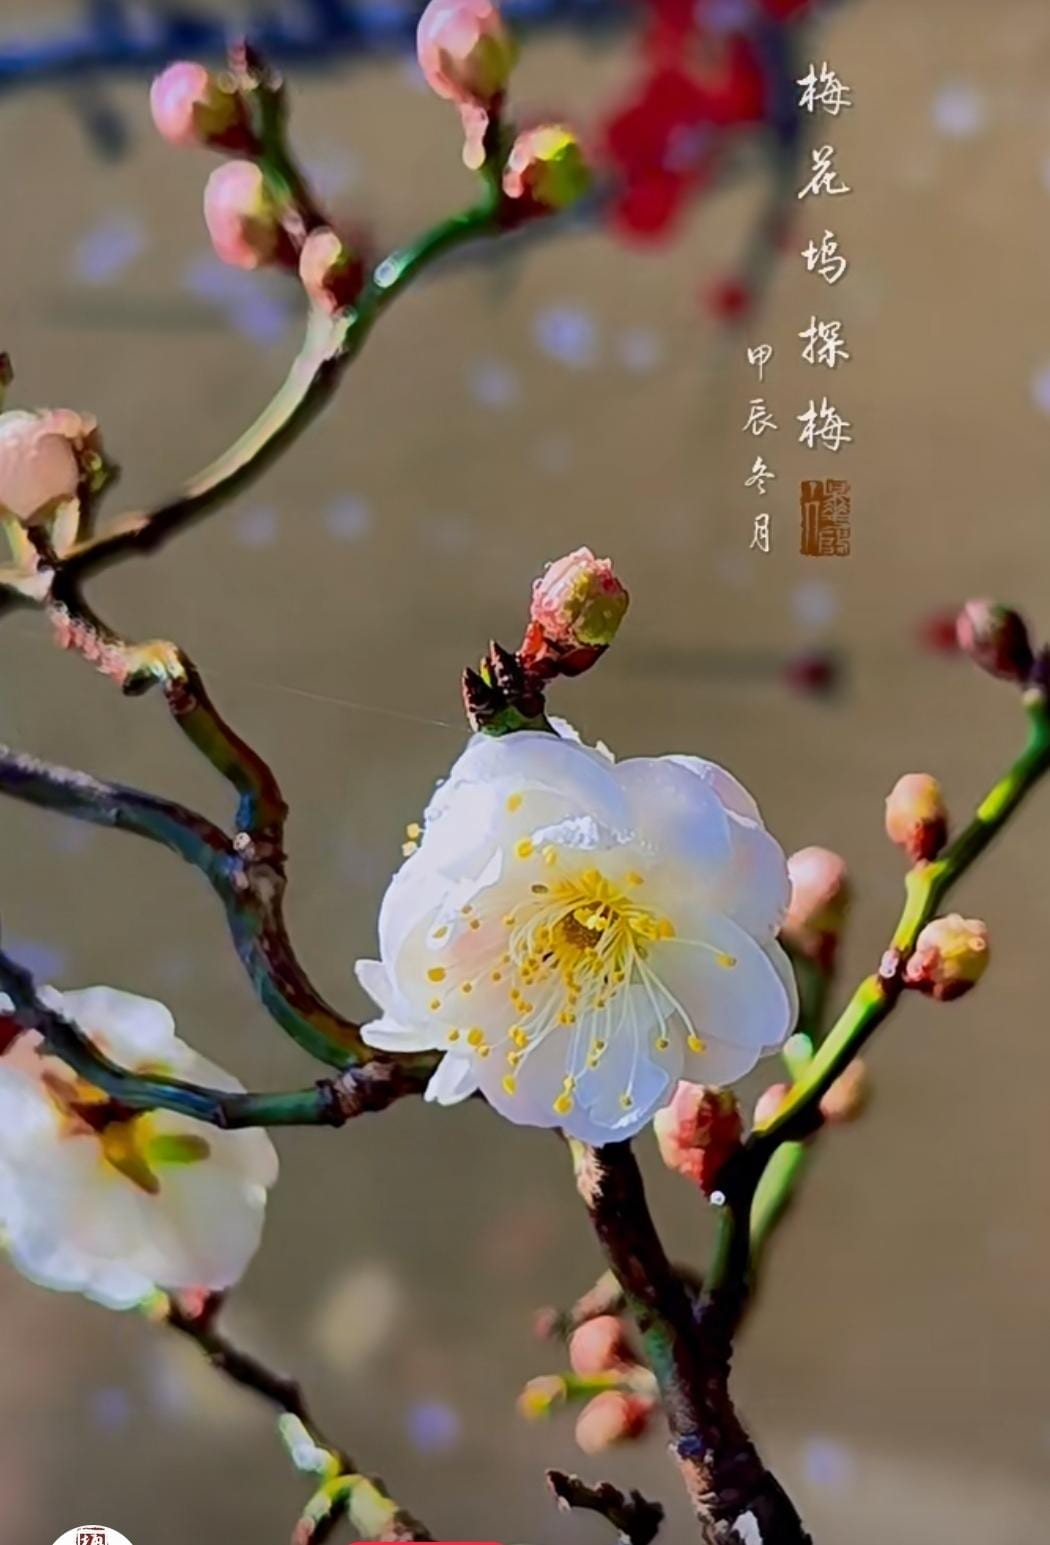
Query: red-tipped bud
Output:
[[904, 914, 989, 1001], [203, 162, 286, 270], [502, 125, 590, 216], [574, 1390, 655, 1455], [149, 62, 250, 151], [818, 1060, 870, 1125], [298, 228, 363, 315], [753, 1082, 791, 1129], [416, 0, 517, 109], [884, 773, 948, 864], [653, 1082, 743, 1195], [956, 600, 1034, 685], [568, 1316, 629, 1377], [782, 846, 850, 964]]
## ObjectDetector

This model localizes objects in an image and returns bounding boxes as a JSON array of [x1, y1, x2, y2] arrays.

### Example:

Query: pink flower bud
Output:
[[149, 62, 249, 151], [653, 1082, 743, 1195], [753, 1082, 790, 1128], [956, 599, 1033, 685], [818, 1060, 870, 1125], [502, 125, 590, 216], [0, 408, 102, 527], [203, 161, 285, 270], [904, 914, 989, 1001], [782, 846, 850, 962], [884, 773, 948, 864], [575, 1391, 654, 1455], [298, 227, 363, 315], [569, 1316, 629, 1377], [529, 547, 629, 655], [417, 0, 517, 109]]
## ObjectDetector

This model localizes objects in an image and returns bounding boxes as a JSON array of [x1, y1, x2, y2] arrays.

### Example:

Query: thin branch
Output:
[[547, 1470, 664, 1545], [0, 736, 436, 1076], [50, 192, 499, 586], [709, 685, 1050, 1330], [572, 1141, 810, 1545], [0, 945, 370, 1128], [156, 1290, 433, 1543]]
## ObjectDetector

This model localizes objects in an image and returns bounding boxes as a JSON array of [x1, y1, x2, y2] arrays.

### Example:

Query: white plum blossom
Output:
[[355, 731, 797, 1143], [0, 986, 278, 1310]]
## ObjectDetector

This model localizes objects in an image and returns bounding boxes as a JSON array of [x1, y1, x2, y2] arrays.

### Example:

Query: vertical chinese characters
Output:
[[796, 60, 853, 555]]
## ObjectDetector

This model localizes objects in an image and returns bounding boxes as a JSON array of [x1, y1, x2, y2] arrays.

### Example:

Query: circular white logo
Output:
[[51, 1529, 134, 1545]]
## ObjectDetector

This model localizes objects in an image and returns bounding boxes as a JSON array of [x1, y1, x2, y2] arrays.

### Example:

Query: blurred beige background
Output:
[[1, 1, 1049, 1541]]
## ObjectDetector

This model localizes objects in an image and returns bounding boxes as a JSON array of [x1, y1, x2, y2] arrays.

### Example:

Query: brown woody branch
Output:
[[573, 1142, 811, 1545], [547, 1469, 665, 1545]]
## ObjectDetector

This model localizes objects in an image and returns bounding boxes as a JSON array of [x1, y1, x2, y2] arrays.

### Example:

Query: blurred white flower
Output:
[[0, 986, 277, 1310], [356, 731, 796, 1143]]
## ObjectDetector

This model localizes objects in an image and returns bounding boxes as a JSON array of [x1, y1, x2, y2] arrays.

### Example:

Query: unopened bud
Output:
[[782, 846, 850, 962], [518, 1374, 567, 1421], [574, 1390, 655, 1455], [904, 914, 989, 1001], [502, 125, 590, 215], [885, 773, 948, 864], [149, 62, 250, 151], [568, 1316, 629, 1377], [203, 161, 286, 270], [818, 1060, 870, 1125], [653, 1082, 743, 1195], [298, 227, 363, 315], [753, 1082, 791, 1129], [528, 546, 628, 656], [416, 0, 517, 109], [0, 407, 105, 531], [956, 600, 1033, 685]]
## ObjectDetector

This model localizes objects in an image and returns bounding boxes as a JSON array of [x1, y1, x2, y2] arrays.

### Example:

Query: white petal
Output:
[[647, 913, 796, 1056], [667, 755, 763, 823], [425, 1054, 479, 1106], [615, 757, 734, 878], [56, 986, 176, 1069], [360, 1013, 441, 1053], [719, 813, 791, 940], [578, 1029, 681, 1139], [355, 958, 397, 1017]]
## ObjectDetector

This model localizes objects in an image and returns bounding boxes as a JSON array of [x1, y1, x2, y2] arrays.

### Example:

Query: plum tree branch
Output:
[[154, 1290, 434, 1542]]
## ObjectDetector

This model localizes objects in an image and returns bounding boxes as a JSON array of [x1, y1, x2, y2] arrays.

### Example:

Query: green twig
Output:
[[708, 687, 1050, 1323]]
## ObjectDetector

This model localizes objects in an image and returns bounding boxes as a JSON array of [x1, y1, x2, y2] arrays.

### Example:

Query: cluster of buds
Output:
[[150, 52, 362, 309], [780, 846, 851, 971], [903, 914, 989, 1002], [653, 1082, 743, 1194], [884, 773, 948, 865], [755, 1060, 870, 1131], [417, 0, 589, 216], [519, 1313, 657, 1454]]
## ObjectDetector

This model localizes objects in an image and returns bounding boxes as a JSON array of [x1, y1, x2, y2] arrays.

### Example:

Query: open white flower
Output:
[[356, 731, 797, 1143], [0, 986, 278, 1310]]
